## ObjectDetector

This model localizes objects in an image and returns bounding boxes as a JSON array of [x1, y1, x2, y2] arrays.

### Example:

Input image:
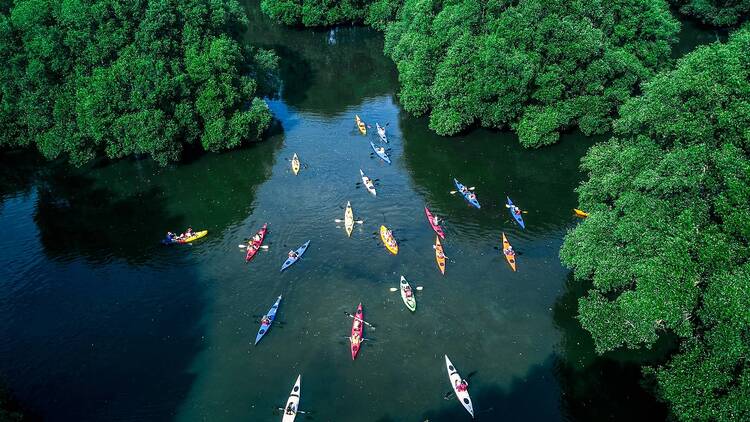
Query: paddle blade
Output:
[[389, 288, 398, 292], [239, 244, 247, 248], [416, 286, 424, 291]]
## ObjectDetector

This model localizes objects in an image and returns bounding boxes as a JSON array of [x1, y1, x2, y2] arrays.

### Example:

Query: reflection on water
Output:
[[0, 1, 725, 421]]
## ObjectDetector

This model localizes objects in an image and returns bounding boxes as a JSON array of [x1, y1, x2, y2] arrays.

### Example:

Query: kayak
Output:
[[399, 276, 416, 312], [424, 206, 445, 239], [502, 232, 517, 272], [344, 201, 354, 237], [376, 123, 388, 143], [291, 153, 300, 175], [255, 295, 281, 345], [370, 141, 391, 164], [245, 223, 268, 262], [445, 355, 474, 418], [350, 303, 364, 360], [435, 236, 446, 275], [506, 196, 525, 229], [355, 114, 367, 135], [280, 241, 310, 272], [162, 230, 208, 245], [454, 179, 480, 208], [359, 169, 377, 196], [380, 225, 398, 255], [281, 375, 301, 422], [574, 208, 589, 218]]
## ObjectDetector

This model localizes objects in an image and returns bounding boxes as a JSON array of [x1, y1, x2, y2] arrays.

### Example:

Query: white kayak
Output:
[[344, 201, 354, 237], [445, 355, 474, 418], [281, 374, 301, 422], [359, 169, 377, 196], [399, 276, 416, 312], [376, 123, 388, 143]]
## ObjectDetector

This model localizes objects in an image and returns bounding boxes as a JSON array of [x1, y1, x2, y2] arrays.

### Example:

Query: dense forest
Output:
[[561, 27, 750, 421], [0, 0, 277, 166], [264, 0, 682, 146]]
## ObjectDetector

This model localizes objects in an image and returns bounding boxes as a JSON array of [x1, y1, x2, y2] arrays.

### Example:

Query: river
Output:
[[0, 2, 721, 421]]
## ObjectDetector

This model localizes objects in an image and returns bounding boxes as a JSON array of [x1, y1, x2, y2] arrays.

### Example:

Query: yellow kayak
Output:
[[574, 208, 589, 218], [344, 201, 354, 237], [291, 153, 300, 175], [165, 230, 208, 244], [355, 115, 367, 135], [502, 232, 516, 272], [380, 225, 398, 255], [435, 236, 446, 275]]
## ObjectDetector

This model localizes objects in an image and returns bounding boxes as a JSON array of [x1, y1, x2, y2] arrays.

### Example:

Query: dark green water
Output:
[[0, 3, 718, 421]]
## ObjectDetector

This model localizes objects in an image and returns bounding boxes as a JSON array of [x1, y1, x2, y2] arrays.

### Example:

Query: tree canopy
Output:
[[383, 0, 679, 146], [0, 0, 278, 166], [671, 0, 750, 26], [259, 0, 400, 29], [561, 26, 750, 421]]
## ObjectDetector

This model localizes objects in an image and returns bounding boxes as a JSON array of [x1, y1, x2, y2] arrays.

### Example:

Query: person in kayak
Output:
[[504, 245, 515, 257], [166, 232, 176, 242], [510, 205, 522, 215], [251, 233, 261, 242], [455, 379, 469, 392], [288, 250, 298, 259], [404, 285, 413, 298], [260, 315, 271, 326], [468, 193, 477, 201], [436, 248, 446, 260], [285, 402, 295, 415], [351, 332, 361, 345]]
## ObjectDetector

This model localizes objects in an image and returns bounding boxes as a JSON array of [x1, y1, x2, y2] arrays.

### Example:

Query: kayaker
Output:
[[166, 232, 176, 241], [468, 193, 476, 200], [432, 215, 440, 226], [261, 316, 271, 326], [504, 246, 515, 257], [456, 379, 469, 392], [511, 205, 522, 215], [353, 318, 361, 330], [436, 249, 446, 260], [252, 233, 261, 242], [288, 250, 298, 259], [183, 227, 194, 238], [247, 245, 257, 254], [285, 403, 295, 415], [460, 186, 469, 193], [404, 286, 413, 298], [351, 332, 361, 344]]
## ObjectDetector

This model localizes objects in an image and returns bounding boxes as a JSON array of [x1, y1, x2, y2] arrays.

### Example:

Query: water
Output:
[[0, 2, 715, 421]]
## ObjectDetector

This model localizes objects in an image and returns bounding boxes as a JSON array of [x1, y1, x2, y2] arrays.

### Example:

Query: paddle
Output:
[[505, 203, 529, 213], [344, 312, 376, 330], [449, 187, 475, 194], [389, 286, 424, 292], [277, 407, 312, 415], [342, 336, 375, 342], [238, 244, 270, 249], [334, 219, 365, 224]]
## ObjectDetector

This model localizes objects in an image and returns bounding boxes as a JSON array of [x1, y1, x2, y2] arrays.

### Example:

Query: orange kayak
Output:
[[435, 236, 446, 274], [574, 208, 589, 218], [380, 225, 398, 255], [502, 232, 516, 272]]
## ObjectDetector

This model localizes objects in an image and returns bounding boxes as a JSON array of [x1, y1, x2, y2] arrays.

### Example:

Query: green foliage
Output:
[[383, 0, 679, 146], [671, 0, 750, 26], [561, 27, 750, 421], [0, 0, 277, 166], [259, 0, 400, 28]]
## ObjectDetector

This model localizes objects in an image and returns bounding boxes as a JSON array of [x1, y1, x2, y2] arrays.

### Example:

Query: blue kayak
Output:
[[370, 142, 391, 164], [454, 179, 480, 208], [255, 295, 282, 345], [280, 240, 310, 272], [506, 196, 525, 229]]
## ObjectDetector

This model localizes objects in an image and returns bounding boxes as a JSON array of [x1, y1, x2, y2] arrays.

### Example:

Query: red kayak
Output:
[[350, 303, 364, 360], [424, 207, 445, 239], [245, 223, 268, 262]]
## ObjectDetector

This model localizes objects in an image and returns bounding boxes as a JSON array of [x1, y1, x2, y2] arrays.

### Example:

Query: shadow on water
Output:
[[550, 273, 674, 421], [242, 0, 398, 115], [33, 169, 184, 265], [0, 150, 42, 205]]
